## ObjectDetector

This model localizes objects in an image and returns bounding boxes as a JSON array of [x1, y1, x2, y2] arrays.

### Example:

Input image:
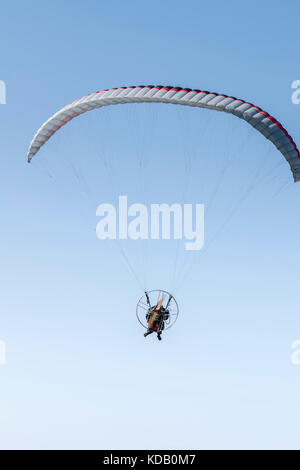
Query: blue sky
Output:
[[1, 0, 300, 450]]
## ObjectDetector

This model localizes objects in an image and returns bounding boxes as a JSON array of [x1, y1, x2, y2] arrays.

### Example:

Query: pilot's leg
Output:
[[144, 329, 153, 337], [157, 321, 164, 340]]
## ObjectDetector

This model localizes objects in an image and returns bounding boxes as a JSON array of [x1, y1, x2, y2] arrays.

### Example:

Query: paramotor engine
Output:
[[136, 290, 179, 331]]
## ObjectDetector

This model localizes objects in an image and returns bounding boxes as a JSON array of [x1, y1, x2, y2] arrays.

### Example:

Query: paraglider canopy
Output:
[[27, 85, 300, 182]]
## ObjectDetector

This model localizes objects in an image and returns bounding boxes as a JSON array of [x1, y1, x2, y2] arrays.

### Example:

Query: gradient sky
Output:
[[1, 0, 300, 450]]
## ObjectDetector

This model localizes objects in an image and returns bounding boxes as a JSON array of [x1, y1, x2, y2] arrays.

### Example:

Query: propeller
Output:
[[148, 294, 165, 329]]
